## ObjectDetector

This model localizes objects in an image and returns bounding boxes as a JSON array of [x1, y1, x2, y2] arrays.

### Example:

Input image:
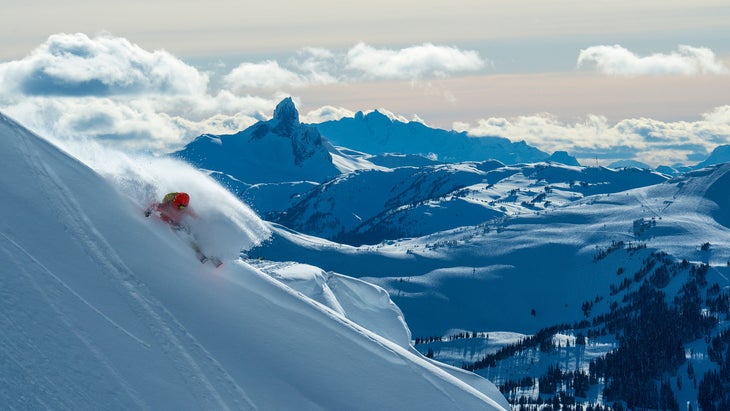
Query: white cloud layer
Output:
[[455, 106, 730, 166], [224, 60, 309, 90], [577, 45, 730, 76], [0, 33, 209, 96], [345, 43, 487, 80], [1, 33, 729, 167], [300, 105, 356, 123], [223, 43, 487, 91], [0, 33, 285, 151], [0, 34, 488, 152]]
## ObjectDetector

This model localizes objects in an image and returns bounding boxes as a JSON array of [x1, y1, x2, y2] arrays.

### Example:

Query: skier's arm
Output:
[[144, 203, 158, 217]]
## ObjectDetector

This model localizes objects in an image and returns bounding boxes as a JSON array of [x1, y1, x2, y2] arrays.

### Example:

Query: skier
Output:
[[144, 192, 195, 227], [144, 192, 222, 267]]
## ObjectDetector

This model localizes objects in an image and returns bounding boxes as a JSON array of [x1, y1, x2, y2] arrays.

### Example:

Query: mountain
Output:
[[0, 112, 510, 410], [254, 162, 691, 335], [546, 150, 580, 166], [271, 161, 668, 246], [694, 144, 730, 169], [250, 162, 730, 409], [607, 159, 650, 169], [172, 98, 391, 216], [173, 97, 341, 184], [367, 152, 443, 168], [313, 109, 549, 164], [404, 164, 730, 333], [172, 98, 583, 220]]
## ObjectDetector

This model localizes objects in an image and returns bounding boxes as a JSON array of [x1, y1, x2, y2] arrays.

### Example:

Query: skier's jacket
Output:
[[144, 192, 196, 227]]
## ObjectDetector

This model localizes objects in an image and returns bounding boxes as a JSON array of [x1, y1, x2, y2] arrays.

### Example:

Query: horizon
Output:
[[1, 1, 729, 166]]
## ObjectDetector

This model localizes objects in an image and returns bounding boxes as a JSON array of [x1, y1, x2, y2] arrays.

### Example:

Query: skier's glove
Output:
[[144, 209, 151, 217]]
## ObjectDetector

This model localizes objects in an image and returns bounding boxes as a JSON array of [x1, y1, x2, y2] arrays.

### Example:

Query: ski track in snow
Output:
[[16, 133, 256, 410], [0, 230, 149, 348], [0, 233, 149, 409]]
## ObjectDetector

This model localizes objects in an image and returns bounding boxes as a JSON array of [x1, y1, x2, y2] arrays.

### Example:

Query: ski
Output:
[[209, 256, 223, 268], [195, 250, 223, 268], [202, 255, 223, 268]]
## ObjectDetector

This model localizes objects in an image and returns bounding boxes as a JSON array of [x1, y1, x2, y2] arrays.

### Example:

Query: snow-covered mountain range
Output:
[[313, 109, 550, 164], [248, 159, 730, 409], [169, 98, 730, 409], [0, 112, 510, 410], [272, 161, 668, 246]]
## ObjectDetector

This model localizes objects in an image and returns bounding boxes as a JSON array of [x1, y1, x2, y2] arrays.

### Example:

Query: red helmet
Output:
[[172, 192, 190, 209]]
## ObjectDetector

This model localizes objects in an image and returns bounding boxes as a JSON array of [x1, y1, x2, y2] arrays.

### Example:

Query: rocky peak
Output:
[[272, 97, 299, 136]]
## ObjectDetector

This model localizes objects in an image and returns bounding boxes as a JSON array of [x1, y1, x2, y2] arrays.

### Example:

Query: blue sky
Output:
[[1, 0, 729, 166]]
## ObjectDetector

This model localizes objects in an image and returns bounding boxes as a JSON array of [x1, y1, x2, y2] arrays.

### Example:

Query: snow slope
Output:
[[0, 112, 510, 410]]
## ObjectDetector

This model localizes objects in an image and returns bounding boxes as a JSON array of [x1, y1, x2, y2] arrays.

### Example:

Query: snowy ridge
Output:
[[271, 160, 668, 246], [0, 112, 510, 410]]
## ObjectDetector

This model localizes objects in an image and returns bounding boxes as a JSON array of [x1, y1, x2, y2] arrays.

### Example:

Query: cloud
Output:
[[577, 45, 730, 76], [455, 108, 730, 166], [223, 60, 311, 91], [0, 33, 209, 96], [7, 33, 727, 168], [222, 43, 487, 90], [300, 105, 356, 123], [345, 43, 487, 80], [222, 48, 342, 91], [0, 33, 284, 152], [3, 92, 278, 153], [290, 47, 341, 84]]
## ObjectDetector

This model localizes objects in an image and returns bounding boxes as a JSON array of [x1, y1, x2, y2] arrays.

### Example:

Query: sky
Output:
[[1, 0, 729, 166]]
